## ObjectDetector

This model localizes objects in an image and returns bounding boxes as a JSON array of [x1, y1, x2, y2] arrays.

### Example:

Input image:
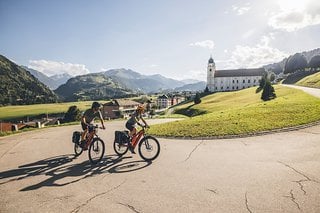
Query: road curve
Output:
[[0, 119, 320, 213], [282, 84, 320, 98]]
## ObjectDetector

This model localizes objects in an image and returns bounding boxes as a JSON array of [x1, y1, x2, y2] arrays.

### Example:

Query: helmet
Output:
[[91, 101, 101, 109], [136, 105, 145, 113]]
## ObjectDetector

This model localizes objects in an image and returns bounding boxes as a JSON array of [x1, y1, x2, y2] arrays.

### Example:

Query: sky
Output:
[[1, 0, 320, 81]]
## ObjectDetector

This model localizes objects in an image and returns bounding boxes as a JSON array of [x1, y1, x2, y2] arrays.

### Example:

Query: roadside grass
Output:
[[148, 85, 320, 137], [296, 72, 320, 88], [0, 100, 108, 121]]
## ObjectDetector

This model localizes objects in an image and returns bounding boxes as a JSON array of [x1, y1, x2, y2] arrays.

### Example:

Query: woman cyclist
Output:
[[125, 105, 149, 153]]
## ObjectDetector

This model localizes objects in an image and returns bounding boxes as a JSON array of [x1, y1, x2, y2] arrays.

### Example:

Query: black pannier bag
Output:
[[114, 131, 130, 144], [72, 131, 81, 143]]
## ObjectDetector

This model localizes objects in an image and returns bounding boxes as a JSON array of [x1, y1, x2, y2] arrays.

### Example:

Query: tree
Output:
[[204, 86, 210, 94], [308, 55, 320, 68], [63, 105, 81, 123], [284, 53, 308, 74], [256, 75, 267, 93], [261, 81, 276, 101], [194, 93, 201, 104]]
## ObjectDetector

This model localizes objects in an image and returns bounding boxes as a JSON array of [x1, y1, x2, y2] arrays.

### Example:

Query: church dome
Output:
[[208, 57, 214, 64]]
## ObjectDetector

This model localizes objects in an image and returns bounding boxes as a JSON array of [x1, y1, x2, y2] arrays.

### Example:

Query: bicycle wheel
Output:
[[138, 136, 160, 161], [88, 138, 105, 164], [74, 143, 83, 156], [113, 139, 129, 156]]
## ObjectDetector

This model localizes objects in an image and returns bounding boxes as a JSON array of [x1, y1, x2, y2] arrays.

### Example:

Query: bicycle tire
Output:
[[138, 136, 160, 161], [74, 143, 83, 156], [88, 138, 105, 164], [113, 139, 129, 156]]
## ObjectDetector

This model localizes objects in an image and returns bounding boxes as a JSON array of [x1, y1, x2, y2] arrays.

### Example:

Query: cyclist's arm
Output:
[[140, 116, 149, 127], [81, 116, 88, 126], [98, 110, 105, 129]]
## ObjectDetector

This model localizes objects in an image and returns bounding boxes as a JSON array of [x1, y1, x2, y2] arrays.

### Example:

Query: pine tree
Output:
[[194, 93, 201, 104], [261, 81, 276, 101]]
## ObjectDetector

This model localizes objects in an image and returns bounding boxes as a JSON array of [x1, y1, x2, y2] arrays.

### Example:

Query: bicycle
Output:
[[113, 126, 160, 161], [72, 124, 105, 164]]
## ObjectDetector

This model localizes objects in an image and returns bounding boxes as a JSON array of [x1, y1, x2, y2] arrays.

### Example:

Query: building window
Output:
[[209, 69, 212, 72], [248, 80, 250, 83], [243, 80, 245, 83], [243, 86, 245, 89], [237, 80, 239, 83], [254, 79, 256, 83], [221, 86, 223, 90], [233, 80, 235, 83], [236, 86, 238, 89], [232, 86, 234, 89], [215, 87, 217, 90], [227, 86, 229, 89]]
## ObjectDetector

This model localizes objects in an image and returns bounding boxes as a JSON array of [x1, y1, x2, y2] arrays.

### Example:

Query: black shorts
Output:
[[126, 122, 135, 131], [81, 122, 88, 131]]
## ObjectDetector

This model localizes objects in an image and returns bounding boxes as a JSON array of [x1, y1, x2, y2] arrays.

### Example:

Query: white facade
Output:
[[206, 56, 264, 92]]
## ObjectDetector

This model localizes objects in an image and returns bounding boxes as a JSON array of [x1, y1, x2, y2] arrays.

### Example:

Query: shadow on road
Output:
[[0, 153, 152, 192]]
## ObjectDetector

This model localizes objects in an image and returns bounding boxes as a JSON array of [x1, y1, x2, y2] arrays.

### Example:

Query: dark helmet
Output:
[[92, 101, 101, 109]]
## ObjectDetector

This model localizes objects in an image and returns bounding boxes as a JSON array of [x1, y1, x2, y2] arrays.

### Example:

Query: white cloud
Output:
[[28, 60, 90, 77], [232, 3, 251, 15], [149, 64, 158, 68], [190, 40, 215, 50], [222, 35, 288, 69], [268, 0, 320, 31]]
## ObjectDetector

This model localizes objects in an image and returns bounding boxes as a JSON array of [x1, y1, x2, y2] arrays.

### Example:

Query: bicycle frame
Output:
[[131, 128, 145, 148], [83, 126, 98, 149]]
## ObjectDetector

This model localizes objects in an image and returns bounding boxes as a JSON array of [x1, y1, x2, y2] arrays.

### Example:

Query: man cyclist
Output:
[[125, 105, 149, 153], [80, 102, 105, 148]]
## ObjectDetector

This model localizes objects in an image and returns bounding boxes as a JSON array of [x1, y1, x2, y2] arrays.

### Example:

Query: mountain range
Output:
[[54, 73, 133, 101], [0, 55, 58, 105], [104, 69, 186, 93], [23, 66, 72, 90]]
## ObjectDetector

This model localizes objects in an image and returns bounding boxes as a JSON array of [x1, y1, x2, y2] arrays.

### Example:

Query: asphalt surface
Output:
[[0, 119, 320, 213]]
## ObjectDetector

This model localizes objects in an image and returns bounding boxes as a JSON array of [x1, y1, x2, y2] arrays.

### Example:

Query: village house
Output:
[[156, 95, 185, 109], [102, 99, 141, 119]]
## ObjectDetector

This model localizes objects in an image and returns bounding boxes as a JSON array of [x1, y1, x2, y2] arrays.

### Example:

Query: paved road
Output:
[[282, 84, 320, 98], [0, 119, 320, 213]]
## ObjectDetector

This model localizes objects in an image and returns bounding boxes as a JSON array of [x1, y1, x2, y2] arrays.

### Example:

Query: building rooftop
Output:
[[214, 68, 265, 77]]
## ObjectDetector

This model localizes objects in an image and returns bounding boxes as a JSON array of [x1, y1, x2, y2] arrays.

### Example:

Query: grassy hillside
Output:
[[0, 55, 58, 105], [148, 85, 320, 137], [0, 100, 107, 121], [296, 71, 320, 88]]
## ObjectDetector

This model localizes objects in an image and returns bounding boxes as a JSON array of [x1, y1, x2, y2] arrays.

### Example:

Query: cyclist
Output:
[[80, 102, 105, 147], [125, 105, 149, 153]]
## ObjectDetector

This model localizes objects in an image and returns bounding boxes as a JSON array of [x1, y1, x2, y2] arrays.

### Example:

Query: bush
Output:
[[63, 105, 81, 123]]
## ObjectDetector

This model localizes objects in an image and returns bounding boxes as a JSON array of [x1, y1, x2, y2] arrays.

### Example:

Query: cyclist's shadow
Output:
[[0, 154, 152, 192]]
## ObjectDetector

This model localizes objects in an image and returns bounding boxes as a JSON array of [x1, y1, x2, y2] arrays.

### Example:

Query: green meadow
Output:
[[296, 72, 320, 88], [0, 100, 106, 121], [148, 85, 320, 137]]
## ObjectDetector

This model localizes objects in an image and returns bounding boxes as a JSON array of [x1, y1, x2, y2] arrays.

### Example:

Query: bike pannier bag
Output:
[[72, 131, 81, 143]]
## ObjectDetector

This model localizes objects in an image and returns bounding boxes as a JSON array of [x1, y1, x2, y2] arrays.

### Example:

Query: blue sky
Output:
[[1, 0, 320, 81]]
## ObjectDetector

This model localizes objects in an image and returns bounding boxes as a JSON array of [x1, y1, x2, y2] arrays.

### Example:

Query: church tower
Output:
[[206, 56, 215, 92]]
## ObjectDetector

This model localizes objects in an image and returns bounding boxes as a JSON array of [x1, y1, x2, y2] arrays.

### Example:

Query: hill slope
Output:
[[54, 73, 133, 101], [296, 71, 320, 88], [149, 85, 320, 137], [0, 55, 58, 105]]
